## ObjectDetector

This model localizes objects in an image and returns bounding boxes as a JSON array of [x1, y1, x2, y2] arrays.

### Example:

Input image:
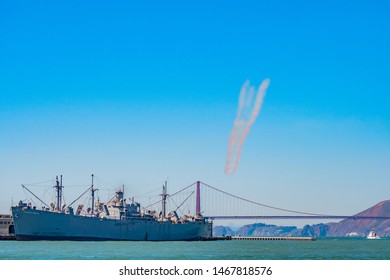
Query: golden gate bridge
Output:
[[144, 181, 390, 221]]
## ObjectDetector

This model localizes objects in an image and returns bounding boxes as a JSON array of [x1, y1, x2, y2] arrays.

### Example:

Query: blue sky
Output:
[[1, 1, 389, 224]]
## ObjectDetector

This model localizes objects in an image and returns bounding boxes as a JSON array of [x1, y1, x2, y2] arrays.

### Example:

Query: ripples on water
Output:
[[0, 238, 389, 260]]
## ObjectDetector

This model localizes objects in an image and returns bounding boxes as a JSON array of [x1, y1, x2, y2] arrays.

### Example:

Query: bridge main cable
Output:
[[200, 181, 333, 217]]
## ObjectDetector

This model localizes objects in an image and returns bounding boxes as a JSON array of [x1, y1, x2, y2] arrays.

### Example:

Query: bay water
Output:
[[1, 238, 389, 260]]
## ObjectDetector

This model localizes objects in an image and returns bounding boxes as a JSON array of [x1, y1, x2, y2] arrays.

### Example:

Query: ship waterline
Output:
[[12, 207, 212, 241]]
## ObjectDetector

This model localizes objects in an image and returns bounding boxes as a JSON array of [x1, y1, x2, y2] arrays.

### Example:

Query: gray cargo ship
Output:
[[12, 175, 212, 241]]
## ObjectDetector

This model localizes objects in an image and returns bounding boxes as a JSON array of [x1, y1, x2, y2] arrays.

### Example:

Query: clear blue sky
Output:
[[1, 1, 389, 224]]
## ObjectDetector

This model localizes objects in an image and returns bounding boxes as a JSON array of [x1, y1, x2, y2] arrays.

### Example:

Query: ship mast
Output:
[[161, 181, 168, 218], [90, 174, 97, 216], [54, 175, 64, 211]]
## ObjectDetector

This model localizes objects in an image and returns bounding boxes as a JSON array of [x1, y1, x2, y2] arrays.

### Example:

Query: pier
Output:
[[203, 236, 316, 241], [230, 236, 315, 241]]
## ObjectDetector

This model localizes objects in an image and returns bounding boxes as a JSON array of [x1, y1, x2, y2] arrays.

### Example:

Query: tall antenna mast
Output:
[[54, 175, 64, 211], [161, 181, 168, 218], [90, 174, 98, 216], [60, 175, 63, 209]]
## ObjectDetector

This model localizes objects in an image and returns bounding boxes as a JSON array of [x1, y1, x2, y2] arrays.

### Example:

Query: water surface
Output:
[[1, 238, 388, 260]]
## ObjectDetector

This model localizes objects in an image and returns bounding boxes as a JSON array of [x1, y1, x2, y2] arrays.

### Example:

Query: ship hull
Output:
[[12, 207, 212, 241]]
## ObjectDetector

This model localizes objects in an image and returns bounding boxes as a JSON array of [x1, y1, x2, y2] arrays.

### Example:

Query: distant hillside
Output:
[[236, 223, 299, 237], [213, 200, 390, 237], [214, 223, 301, 237], [325, 200, 390, 237], [213, 226, 236, 237]]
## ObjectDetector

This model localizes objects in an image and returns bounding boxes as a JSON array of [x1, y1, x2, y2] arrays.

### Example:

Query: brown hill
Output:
[[325, 200, 390, 237]]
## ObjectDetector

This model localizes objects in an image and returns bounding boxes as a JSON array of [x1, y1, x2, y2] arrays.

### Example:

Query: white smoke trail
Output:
[[224, 78, 270, 175]]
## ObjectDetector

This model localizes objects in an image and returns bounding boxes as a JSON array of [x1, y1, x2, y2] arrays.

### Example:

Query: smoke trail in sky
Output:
[[224, 78, 270, 175]]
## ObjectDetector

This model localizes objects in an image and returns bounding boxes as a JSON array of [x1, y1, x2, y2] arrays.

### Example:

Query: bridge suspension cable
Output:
[[200, 181, 329, 216]]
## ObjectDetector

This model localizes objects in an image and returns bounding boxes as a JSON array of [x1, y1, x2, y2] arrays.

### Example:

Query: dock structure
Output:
[[203, 236, 316, 241], [230, 236, 316, 241]]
